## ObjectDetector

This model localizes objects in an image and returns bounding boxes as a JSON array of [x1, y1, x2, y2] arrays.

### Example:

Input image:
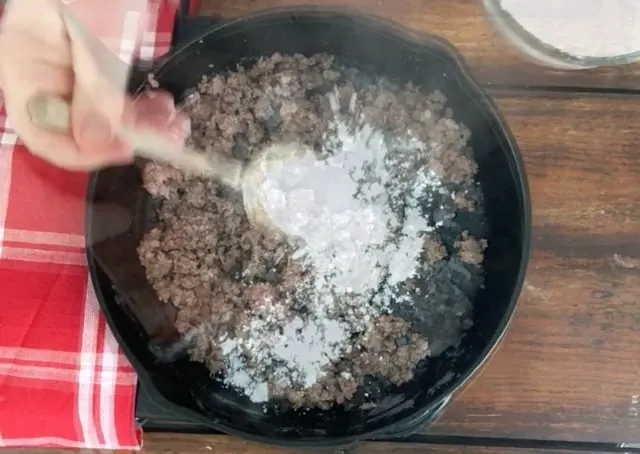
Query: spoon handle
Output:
[[27, 94, 244, 191]]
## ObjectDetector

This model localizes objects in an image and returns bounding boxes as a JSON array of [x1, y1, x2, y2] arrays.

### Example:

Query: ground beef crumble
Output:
[[455, 231, 488, 266], [137, 53, 487, 409]]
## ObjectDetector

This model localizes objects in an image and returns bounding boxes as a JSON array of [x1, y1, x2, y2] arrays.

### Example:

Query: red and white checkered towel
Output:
[[0, 1, 179, 449]]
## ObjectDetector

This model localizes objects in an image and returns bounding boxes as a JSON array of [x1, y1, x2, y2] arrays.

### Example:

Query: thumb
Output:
[[71, 82, 130, 159]]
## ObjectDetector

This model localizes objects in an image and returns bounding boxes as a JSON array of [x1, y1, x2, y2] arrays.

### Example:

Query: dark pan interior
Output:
[[86, 9, 531, 445]]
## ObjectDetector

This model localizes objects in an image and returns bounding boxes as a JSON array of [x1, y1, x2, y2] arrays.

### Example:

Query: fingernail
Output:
[[81, 112, 112, 142]]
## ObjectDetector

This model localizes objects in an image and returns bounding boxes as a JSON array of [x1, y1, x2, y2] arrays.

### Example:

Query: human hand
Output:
[[0, 0, 190, 170]]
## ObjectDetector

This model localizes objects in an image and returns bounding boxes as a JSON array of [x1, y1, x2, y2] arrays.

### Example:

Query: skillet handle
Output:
[[371, 395, 452, 440], [323, 396, 453, 454]]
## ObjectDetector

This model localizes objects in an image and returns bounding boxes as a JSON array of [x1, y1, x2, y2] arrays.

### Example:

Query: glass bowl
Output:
[[482, 0, 640, 69]]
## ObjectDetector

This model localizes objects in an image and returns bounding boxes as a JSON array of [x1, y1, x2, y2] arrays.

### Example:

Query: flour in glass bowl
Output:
[[499, 0, 640, 58]]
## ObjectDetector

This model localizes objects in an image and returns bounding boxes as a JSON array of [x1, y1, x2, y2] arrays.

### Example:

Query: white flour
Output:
[[218, 89, 449, 403], [219, 298, 350, 402], [258, 91, 444, 313], [499, 0, 640, 58]]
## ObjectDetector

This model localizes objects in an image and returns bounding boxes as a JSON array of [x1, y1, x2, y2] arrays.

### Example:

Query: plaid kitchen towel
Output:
[[0, 0, 179, 449]]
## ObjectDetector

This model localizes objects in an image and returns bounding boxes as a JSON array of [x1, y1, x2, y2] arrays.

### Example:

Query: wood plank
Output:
[[0, 433, 623, 453], [196, 0, 640, 91]]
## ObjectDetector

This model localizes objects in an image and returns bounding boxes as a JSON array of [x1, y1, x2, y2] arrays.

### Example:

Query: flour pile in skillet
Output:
[[137, 53, 488, 409]]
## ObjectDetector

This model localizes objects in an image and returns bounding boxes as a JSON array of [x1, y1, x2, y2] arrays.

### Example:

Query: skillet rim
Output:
[[85, 5, 532, 446]]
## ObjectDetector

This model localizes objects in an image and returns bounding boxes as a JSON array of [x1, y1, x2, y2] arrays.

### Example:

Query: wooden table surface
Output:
[[15, 1, 640, 453]]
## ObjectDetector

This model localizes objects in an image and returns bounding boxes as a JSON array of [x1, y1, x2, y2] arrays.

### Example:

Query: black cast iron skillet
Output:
[[85, 6, 531, 448]]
